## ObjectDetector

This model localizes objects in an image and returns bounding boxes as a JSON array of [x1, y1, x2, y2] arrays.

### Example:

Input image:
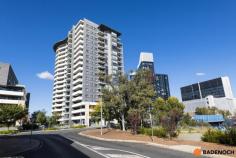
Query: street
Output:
[[8, 128, 204, 158]]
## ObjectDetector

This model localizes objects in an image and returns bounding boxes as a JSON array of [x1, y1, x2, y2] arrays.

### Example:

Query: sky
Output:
[[1, 0, 236, 114]]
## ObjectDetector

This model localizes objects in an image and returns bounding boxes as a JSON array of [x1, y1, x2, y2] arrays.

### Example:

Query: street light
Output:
[[149, 105, 153, 142], [100, 99, 103, 136]]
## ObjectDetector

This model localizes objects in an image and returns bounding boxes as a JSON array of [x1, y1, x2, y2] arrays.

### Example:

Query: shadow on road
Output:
[[1, 134, 90, 158]]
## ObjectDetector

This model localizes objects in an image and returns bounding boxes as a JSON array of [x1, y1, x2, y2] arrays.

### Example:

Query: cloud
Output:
[[37, 71, 54, 80], [195, 72, 206, 76]]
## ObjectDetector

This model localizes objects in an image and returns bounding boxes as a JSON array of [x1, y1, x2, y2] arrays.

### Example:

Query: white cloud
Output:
[[196, 72, 206, 76], [37, 71, 54, 80]]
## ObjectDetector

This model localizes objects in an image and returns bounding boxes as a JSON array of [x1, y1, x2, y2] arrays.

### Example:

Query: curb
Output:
[[79, 132, 234, 158]]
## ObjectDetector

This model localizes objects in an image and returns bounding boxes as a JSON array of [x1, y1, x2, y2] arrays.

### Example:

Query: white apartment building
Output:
[[0, 63, 30, 109], [52, 19, 124, 126]]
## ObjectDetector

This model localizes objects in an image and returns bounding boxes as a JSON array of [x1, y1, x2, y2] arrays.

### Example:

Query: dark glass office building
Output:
[[181, 77, 230, 101], [155, 74, 170, 100], [135, 53, 170, 100]]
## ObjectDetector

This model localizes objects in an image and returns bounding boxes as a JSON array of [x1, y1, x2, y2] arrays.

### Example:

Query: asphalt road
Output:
[[14, 129, 204, 158]]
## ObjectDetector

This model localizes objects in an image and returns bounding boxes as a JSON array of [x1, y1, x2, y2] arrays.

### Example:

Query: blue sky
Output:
[[1, 0, 236, 114]]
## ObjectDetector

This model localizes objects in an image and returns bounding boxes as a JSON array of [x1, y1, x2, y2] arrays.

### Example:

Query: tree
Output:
[[129, 70, 156, 128], [153, 97, 184, 138], [0, 104, 27, 130], [36, 111, 47, 125], [128, 108, 141, 134], [90, 101, 112, 126], [179, 113, 197, 127], [48, 113, 60, 127]]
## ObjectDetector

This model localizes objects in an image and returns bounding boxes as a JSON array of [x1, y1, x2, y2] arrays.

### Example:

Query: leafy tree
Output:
[[90, 101, 112, 126], [0, 104, 27, 129], [36, 111, 47, 125], [129, 70, 156, 128], [179, 113, 197, 127], [48, 112, 60, 127], [153, 97, 184, 138], [128, 108, 141, 134]]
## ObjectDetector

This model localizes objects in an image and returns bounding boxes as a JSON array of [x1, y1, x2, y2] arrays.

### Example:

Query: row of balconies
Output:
[[74, 45, 83, 53], [72, 84, 83, 91], [73, 55, 83, 64], [73, 78, 83, 85], [73, 49, 83, 59], [72, 96, 83, 102]]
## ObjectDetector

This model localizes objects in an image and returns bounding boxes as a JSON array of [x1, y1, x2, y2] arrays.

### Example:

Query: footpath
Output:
[[80, 129, 236, 158]]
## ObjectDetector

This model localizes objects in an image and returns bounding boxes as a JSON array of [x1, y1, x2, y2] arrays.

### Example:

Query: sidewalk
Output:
[[80, 129, 236, 158], [0, 136, 41, 157]]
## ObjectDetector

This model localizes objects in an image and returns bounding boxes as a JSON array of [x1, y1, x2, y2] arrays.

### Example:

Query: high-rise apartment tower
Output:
[[52, 19, 124, 126]]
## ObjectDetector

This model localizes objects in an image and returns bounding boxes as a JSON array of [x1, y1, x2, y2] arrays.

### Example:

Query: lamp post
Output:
[[149, 105, 153, 142], [100, 100, 103, 136]]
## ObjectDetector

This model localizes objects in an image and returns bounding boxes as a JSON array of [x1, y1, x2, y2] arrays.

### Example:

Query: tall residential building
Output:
[[135, 52, 170, 99], [0, 63, 30, 109], [52, 19, 124, 126], [155, 74, 170, 100], [181, 76, 236, 114]]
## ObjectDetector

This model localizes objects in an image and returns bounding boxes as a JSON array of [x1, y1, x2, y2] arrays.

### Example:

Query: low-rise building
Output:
[[0, 63, 30, 109]]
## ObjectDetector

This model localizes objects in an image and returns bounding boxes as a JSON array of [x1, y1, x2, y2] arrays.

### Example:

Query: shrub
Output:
[[0, 130, 18, 135], [223, 128, 236, 146], [201, 129, 224, 143], [139, 127, 167, 138], [201, 128, 236, 146], [71, 125, 86, 129]]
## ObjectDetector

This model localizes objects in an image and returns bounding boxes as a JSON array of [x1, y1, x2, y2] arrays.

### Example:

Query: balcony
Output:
[[73, 78, 83, 84], [72, 90, 83, 97], [71, 116, 85, 120], [72, 96, 83, 102], [72, 84, 83, 91]]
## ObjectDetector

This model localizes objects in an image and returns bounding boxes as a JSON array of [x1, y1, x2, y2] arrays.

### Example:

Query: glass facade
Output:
[[155, 74, 170, 100], [181, 78, 226, 101], [137, 61, 170, 100]]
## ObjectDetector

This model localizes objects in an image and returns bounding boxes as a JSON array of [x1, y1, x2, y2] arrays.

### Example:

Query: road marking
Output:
[[73, 141, 110, 158], [90, 146, 113, 150], [107, 154, 145, 158], [69, 138, 150, 158]]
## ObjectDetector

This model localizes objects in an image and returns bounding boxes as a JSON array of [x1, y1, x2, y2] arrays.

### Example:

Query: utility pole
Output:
[[100, 100, 103, 136], [149, 105, 153, 142]]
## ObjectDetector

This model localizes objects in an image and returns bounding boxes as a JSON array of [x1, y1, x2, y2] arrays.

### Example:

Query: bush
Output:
[[0, 130, 18, 135], [139, 127, 167, 138], [201, 128, 236, 146], [71, 125, 86, 129], [223, 128, 236, 146], [201, 129, 224, 143]]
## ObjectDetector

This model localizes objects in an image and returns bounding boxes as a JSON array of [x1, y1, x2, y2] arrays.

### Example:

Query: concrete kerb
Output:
[[78, 131, 233, 158]]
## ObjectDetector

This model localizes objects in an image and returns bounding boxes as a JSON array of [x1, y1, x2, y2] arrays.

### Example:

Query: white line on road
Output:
[[69, 138, 150, 158]]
